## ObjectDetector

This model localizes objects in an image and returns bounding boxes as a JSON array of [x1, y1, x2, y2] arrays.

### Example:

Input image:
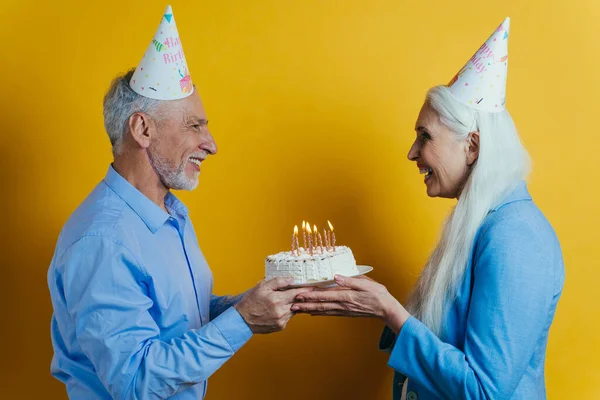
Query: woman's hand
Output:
[[291, 275, 411, 334]]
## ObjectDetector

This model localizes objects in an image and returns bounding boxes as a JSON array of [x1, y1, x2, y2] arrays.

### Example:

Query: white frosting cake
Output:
[[265, 246, 359, 283]]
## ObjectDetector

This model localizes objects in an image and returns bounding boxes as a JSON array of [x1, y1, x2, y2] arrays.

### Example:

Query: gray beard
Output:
[[147, 148, 199, 191]]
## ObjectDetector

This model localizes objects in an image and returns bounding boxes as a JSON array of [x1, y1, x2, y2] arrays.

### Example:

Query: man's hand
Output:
[[234, 277, 314, 334]]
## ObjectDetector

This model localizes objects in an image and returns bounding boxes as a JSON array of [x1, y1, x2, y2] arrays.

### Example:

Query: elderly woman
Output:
[[291, 18, 564, 400]]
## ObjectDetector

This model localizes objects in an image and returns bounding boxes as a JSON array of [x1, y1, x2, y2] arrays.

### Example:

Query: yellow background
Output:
[[1, 0, 598, 398]]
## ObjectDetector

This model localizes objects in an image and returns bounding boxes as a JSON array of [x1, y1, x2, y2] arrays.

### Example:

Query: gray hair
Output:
[[102, 69, 162, 156], [407, 86, 531, 337]]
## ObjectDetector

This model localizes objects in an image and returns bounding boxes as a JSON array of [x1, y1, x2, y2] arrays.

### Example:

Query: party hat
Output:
[[447, 17, 510, 112], [130, 5, 194, 100]]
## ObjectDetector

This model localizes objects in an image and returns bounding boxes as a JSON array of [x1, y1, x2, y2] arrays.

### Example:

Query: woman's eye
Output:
[[421, 132, 431, 141]]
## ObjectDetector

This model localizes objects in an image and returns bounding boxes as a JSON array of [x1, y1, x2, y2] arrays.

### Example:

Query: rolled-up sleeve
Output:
[[60, 235, 252, 400], [388, 216, 556, 399]]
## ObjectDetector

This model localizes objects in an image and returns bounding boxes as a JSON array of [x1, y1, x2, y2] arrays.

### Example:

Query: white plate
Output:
[[287, 265, 373, 288]]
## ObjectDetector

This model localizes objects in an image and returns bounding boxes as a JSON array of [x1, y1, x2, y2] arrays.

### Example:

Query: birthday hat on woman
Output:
[[130, 5, 194, 100], [447, 17, 510, 112]]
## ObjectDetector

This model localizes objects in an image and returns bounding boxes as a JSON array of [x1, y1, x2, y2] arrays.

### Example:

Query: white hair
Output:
[[102, 69, 163, 156], [406, 85, 531, 337]]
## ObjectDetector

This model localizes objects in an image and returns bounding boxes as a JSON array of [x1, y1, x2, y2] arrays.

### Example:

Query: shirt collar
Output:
[[103, 165, 188, 233], [491, 180, 532, 212], [165, 191, 189, 217]]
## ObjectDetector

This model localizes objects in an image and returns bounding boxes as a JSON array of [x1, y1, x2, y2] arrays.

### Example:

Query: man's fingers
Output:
[[285, 287, 317, 296], [264, 276, 295, 290], [274, 287, 317, 302]]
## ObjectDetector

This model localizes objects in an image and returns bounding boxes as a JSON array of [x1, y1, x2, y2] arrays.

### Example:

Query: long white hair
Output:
[[406, 86, 531, 337]]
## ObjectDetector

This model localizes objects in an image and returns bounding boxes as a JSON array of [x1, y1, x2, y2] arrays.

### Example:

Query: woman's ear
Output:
[[466, 131, 480, 166]]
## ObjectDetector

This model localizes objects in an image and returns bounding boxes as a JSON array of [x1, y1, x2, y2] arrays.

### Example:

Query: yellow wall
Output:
[[1, 0, 598, 398]]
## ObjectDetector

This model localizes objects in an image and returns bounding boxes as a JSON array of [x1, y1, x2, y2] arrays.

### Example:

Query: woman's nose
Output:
[[407, 140, 419, 161]]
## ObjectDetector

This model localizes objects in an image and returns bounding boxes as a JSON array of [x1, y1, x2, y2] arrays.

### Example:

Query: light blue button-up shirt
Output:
[[380, 182, 564, 399], [48, 166, 253, 399]]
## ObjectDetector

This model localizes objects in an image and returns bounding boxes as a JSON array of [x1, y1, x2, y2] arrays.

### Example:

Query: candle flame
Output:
[[327, 220, 334, 231], [306, 224, 312, 234], [302, 220, 306, 229], [313, 224, 318, 233], [294, 225, 298, 235]]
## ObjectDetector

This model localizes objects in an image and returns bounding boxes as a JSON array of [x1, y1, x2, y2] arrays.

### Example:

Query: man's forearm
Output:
[[210, 292, 247, 320]]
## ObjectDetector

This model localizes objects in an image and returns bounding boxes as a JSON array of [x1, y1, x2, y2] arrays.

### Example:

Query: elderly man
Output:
[[47, 6, 309, 399]]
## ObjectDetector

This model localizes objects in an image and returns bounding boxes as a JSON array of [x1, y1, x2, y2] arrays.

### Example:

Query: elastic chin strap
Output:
[[466, 110, 479, 167], [468, 110, 479, 134]]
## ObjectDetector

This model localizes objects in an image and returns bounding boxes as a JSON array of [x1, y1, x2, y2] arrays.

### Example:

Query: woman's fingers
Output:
[[291, 302, 348, 313], [308, 311, 371, 317], [334, 275, 377, 291], [295, 290, 352, 303], [312, 286, 353, 292]]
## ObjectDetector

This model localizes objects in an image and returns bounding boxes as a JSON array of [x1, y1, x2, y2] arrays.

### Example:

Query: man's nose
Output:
[[201, 129, 218, 155]]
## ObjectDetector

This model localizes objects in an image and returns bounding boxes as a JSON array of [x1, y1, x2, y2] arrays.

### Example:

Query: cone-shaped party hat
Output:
[[447, 17, 510, 112], [130, 5, 194, 100]]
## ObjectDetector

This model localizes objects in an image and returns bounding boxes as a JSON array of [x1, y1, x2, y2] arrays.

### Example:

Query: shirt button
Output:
[[407, 391, 418, 400]]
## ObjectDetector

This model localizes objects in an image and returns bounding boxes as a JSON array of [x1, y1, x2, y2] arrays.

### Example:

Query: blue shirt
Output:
[[380, 182, 564, 400], [48, 166, 253, 399]]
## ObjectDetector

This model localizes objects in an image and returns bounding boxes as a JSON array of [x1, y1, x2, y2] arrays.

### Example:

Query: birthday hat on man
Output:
[[447, 17, 510, 112], [130, 5, 194, 100]]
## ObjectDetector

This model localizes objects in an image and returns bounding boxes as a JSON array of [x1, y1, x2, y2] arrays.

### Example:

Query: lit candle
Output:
[[328, 220, 336, 251], [316, 228, 324, 254], [292, 225, 299, 256], [302, 220, 307, 252], [306, 223, 314, 256], [323, 228, 331, 251], [295, 227, 301, 256], [313, 224, 320, 253]]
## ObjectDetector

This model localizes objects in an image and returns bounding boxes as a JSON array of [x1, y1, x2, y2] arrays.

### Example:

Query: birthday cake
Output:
[[265, 221, 359, 283], [265, 246, 358, 283]]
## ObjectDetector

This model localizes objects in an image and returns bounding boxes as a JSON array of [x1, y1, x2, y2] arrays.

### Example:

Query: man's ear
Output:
[[127, 112, 154, 149], [466, 131, 480, 166]]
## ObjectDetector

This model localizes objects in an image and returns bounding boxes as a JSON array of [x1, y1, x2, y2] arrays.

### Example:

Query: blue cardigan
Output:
[[380, 182, 564, 400]]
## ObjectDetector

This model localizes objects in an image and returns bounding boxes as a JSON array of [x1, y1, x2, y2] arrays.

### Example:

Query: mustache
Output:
[[188, 151, 208, 160]]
